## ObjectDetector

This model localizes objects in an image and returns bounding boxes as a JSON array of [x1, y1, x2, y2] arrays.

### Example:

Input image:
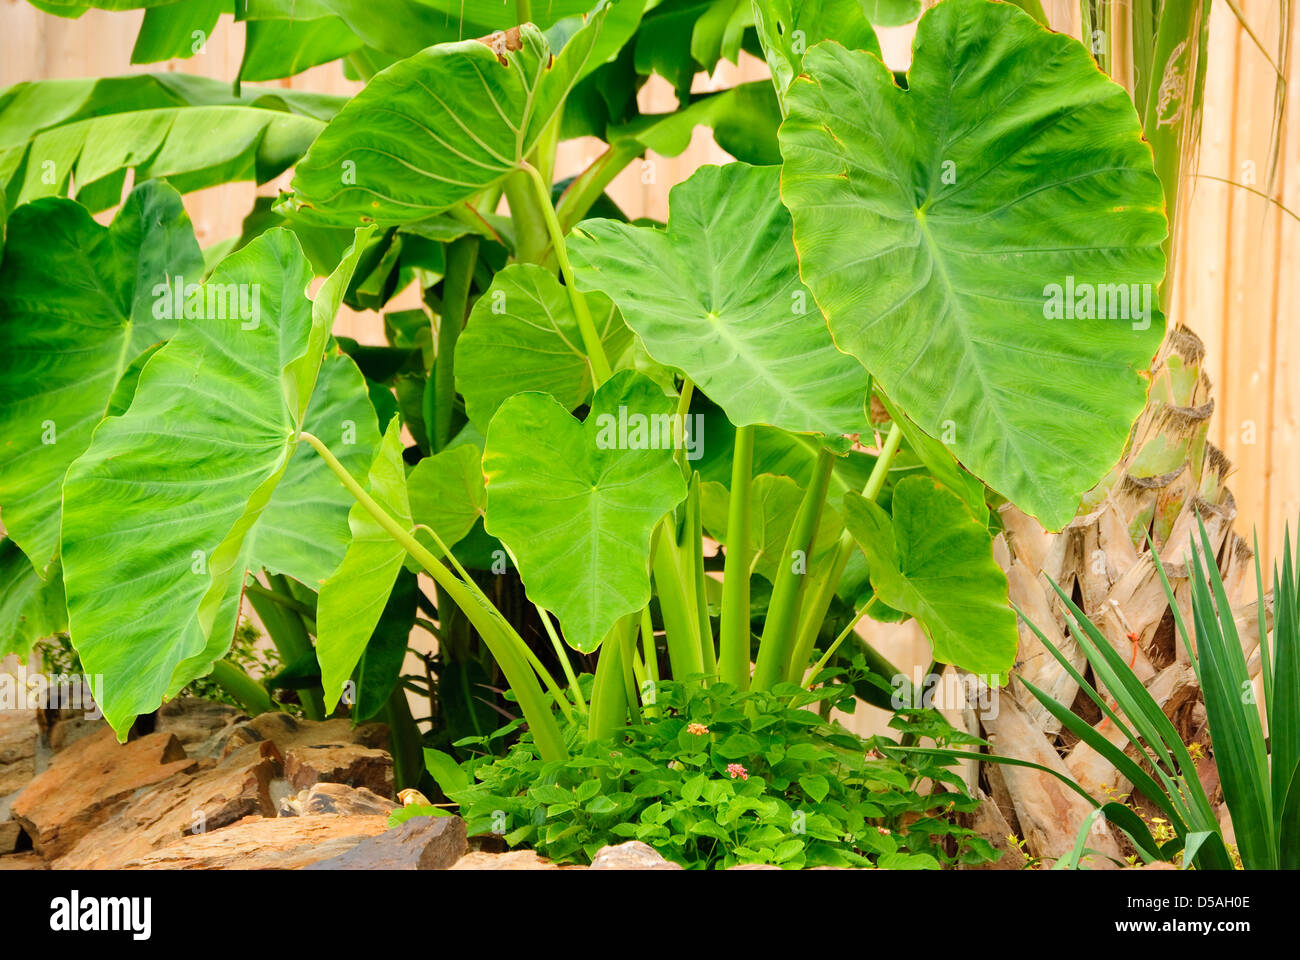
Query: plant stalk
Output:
[[718, 424, 755, 688]]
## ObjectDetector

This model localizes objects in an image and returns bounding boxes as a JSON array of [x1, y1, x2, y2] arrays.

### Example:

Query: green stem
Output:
[[432, 235, 479, 453], [798, 599, 876, 691], [718, 424, 755, 688], [245, 575, 324, 720], [785, 422, 903, 684], [588, 616, 634, 741], [383, 683, 424, 791], [243, 579, 315, 621], [208, 659, 273, 715], [299, 431, 569, 763], [519, 161, 612, 385], [652, 521, 706, 679], [753, 446, 835, 689], [516, 0, 531, 24], [557, 140, 642, 232]]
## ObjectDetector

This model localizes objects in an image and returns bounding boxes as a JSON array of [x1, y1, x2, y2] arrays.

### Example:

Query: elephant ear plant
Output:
[[0, 0, 1167, 864]]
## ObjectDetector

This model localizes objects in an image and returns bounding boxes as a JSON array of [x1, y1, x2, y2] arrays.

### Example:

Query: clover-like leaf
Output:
[[779, 0, 1167, 529], [455, 263, 630, 429], [570, 162, 868, 436], [842, 476, 1017, 674], [0, 180, 203, 576], [59, 227, 372, 735], [483, 371, 688, 651]]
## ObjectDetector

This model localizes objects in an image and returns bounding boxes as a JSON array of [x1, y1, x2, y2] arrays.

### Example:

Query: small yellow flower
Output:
[[687, 722, 709, 736]]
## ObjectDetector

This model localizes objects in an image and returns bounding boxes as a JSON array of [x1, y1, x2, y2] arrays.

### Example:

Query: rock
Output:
[[278, 782, 398, 818], [451, 849, 565, 870], [54, 741, 280, 869], [0, 820, 22, 853], [154, 697, 248, 758], [10, 728, 198, 860], [220, 713, 392, 797], [589, 840, 683, 870], [304, 815, 467, 870], [38, 706, 105, 753], [123, 815, 390, 869], [0, 710, 39, 796], [0, 851, 48, 870]]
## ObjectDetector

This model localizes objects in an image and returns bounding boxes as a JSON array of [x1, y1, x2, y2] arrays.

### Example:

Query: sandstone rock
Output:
[[305, 815, 467, 870], [220, 713, 392, 797], [0, 819, 23, 853], [155, 697, 247, 758], [123, 815, 390, 869], [55, 741, 279, 869], [278, 782, 398, 818], [0, 710, 39, 796], [451, 849, 565, 870], [589, 840, 682, 870], [39, 706, 105, 753], [10, 728, 198, 860], [0, 851, 47, 870]]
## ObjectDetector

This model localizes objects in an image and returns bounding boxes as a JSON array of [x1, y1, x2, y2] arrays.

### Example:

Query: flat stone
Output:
[[589, 840, 683, 870], [304, 815, 468, 870], [220, 713, 392, 797], [122, 815, 390, 869], [0, 710, 38, 796], [279, 782, 398, 818], [155, 697, 248, 758], [451, 849, 566, 870], [0, 851, 48, 870], [0, 819, 23, 853], [10, 728, 198, 860], [55, 741, 279, 869]]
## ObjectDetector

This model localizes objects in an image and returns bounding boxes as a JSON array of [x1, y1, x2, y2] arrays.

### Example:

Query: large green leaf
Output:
[[570, 163, 868, 436], [0, 539, 67, 658], [0, 73, 341, 211], [316, 417, 411, 711], [483, 371, 687, 651], [238, 14, 365, 81], [842, 476, 1017, 674], [250, 348, 383, 586], [779, 0, 1167, 530], [751, 0, 880, 96], [407, 444, 487, 550], [284, 2, 642, 227], [455, 263, 630, 429], [59, 227, 372, 735], [0, 180, 203, 576]]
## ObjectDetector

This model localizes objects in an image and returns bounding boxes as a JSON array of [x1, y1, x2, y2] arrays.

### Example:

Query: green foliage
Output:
[[438, 674, 997, 869], [778, 0, 1167, 530]]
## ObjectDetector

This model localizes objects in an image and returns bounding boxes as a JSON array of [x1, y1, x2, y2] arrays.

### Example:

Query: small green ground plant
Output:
[[415, 671, 997, 869]]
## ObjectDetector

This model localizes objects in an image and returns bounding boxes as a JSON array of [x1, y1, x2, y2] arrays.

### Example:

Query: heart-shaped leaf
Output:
[[455, 263, 630, 429], [842, 476, 1017, 674], [285, 3, 642, 227], [59, 227, 372, 735], [570, 162, 868, 436], [0, 180, 203, 577], [317, 417, 411, 711], [483, 371, 688, 651], [407, 443, 487, 550], [779, 0, 1167, 529]]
